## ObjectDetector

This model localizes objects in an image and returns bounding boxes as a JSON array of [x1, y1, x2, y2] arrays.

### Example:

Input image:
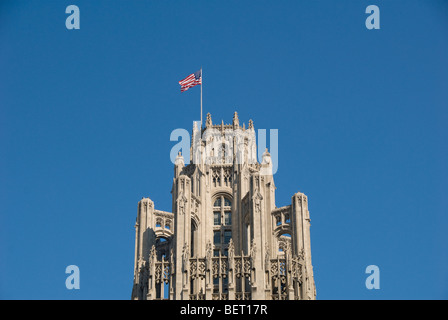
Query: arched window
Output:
[[155, 237, 169, 260], [276, 216, 281, 226], [212, 195, 232, 253], [278, 234, 292, 254], [191, 220, 197, 257], [212, 195, 232, 295]]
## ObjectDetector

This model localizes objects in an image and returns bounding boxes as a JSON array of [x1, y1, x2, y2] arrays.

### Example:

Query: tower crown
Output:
[[132, 112, 316, 301], [193, 112, 257, 166]]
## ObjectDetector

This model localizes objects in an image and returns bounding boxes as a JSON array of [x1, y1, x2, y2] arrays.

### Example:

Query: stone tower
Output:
[[131, 112, 316, 300]]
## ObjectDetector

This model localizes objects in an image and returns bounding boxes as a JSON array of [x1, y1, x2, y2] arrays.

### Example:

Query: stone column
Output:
[[291, 192, 315, 300], [228, 239, 235, 300], [250, 178, 265, 299], [173, 174, 191, 299]]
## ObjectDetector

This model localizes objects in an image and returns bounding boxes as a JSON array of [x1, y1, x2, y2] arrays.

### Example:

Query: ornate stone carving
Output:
[[228, 239, 235, 269], [233, 111, 239, 127], [206, 113, 212, 128], [155, 264, 162, 283], [206, 241, 212, 269], [198, 259, 206, 279], [149, 245, 156, 269], [254, 192, 263, 215], [220, 258, 228, 277], [182, 243, 189, 271], [250, 239, 256, 264], [178, 194, 187, 215], [265, 242, 270, 270], [243, 257, 251, 278], [212, 259, 219, 278], [235, 257, 242, 278], [190, 259, 197, 279]]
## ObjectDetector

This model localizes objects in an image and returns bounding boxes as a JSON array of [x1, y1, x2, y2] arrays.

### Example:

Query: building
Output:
[[131, 112, 316, 300]]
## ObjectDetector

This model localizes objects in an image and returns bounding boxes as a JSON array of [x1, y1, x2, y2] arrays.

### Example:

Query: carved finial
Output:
[[175, 151, 184, 166], [243, 123, 245, 130], [248, 119, 254, 129], [233, 111, 239, 128], [206, 113, 212, 128], [262, 148, 271, 165]]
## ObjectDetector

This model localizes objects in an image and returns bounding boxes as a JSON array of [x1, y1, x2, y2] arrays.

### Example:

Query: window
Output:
[[191, 220, 197, 257], [276, 216, 281, 226], [224, 231, 232, 244], [214, 211, 221, 225], [224, 211, 231, 225], [213, 277, 219, 293], [213, 231, 221, 245], [213, 195, 232, 255], [222, 277, 228, 293]]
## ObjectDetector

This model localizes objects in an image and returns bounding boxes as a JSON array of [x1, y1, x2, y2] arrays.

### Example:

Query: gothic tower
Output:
[[131, 112, 316, 300]]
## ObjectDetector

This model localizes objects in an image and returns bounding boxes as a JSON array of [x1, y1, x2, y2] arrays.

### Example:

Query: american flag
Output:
[[179, 69, 202, 92]]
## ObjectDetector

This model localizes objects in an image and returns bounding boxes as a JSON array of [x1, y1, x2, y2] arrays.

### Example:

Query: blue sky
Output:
[[1, 0, 447, 299]]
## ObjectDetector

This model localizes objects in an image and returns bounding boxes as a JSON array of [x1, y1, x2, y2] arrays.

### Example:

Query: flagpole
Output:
[[200, 67, 203, 129]]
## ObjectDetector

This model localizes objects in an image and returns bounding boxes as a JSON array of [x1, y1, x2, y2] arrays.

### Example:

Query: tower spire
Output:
[[233, 111, 239, 128]]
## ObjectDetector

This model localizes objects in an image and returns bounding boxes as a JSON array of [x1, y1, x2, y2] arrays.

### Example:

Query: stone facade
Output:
[[131, 112, 316, 300]]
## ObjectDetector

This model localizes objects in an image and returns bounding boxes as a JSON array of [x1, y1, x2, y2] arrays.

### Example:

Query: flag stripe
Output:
[[179, 70, 202, 92]]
